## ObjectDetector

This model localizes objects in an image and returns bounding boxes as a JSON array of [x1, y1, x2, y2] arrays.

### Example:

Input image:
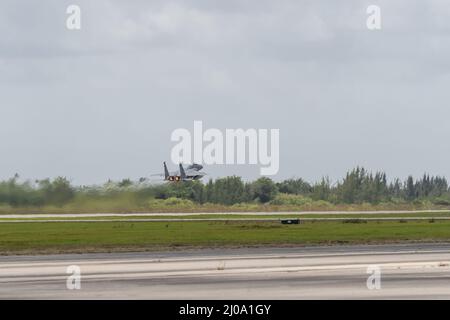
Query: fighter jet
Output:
[[153, 162, 207, 182]]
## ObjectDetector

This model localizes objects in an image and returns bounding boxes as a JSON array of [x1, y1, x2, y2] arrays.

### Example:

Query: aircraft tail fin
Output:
[[179, 163, 186, 180], [163, 162, 170, 180]]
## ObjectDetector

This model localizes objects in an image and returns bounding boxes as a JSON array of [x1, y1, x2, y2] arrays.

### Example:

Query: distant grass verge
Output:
[[0, 200, 449, 215]]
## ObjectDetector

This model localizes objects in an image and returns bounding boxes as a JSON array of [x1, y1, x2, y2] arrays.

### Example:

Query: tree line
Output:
[[0, 167, 449, 207]]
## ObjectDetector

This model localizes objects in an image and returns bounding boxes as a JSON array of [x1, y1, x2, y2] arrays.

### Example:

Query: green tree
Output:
[[38, 177, 75, 206], [250, 177, 278, 203], [405, 176, 416, 201]]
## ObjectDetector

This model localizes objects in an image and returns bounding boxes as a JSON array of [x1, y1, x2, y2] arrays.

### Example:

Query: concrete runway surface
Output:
[[1, 243, 450, 299], [0, 209, 449, 218]]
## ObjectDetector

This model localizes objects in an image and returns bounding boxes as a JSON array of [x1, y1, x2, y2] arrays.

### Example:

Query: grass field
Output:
[[1, 220, 450, 255]]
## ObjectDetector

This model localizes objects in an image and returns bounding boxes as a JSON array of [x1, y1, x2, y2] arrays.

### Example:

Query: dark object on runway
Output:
[[280, 219, 300, 225]]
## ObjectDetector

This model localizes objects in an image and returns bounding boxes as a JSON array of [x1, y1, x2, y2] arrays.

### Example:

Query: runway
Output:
[[0, 209, 448, 219], [1, 243, 450, 299]]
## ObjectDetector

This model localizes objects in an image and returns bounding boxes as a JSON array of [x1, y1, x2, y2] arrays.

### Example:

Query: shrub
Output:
[[162, 197, 194, 207], [270, 193, 313, 206]]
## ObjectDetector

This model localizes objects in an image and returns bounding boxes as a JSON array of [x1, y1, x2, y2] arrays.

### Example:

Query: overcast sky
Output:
[[1, 0, 450, 185]]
